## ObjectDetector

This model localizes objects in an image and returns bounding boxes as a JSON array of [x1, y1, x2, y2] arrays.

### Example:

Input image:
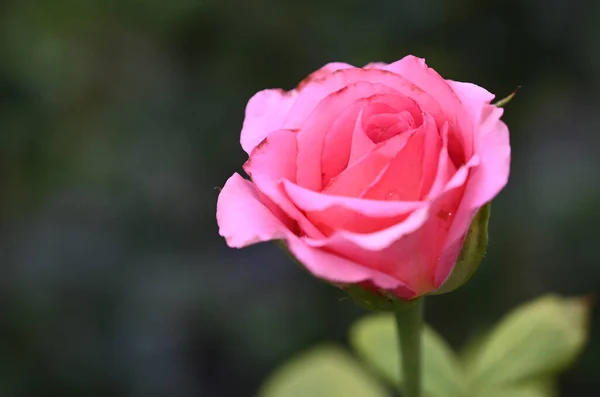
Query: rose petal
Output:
[[282, 179, 423, 234], [285, 235, 410, 291], [296, 81, 401, 191], [418, 115, 444, 198], [296, 62, 355, 91], [363, 62, 388, 69], [348, 109, 376, 164], [427, 122, 458, 199], [320, 93, 423, 187], [365, 112, 414, 142], [323, 131, 414, 197], [216, 173, 289, 248], [244, 129, 298, 182], [361, 129, 425, 201], [320, 99, 369, 187], [244, 129, 324, 239], [382, 56, 474, 162], [292, 68, 447, 191], [307, 185, 463, 295], [447, 80, 495, 123], [240, 62, 355, 154], [383, 56, 461, 113], [241, 89, 298, 154], [361, 95, 422, 128], [434, 106, 510, 287], [288, 68, 441, 129], [361, 114, 439, 202], [348, 94, 422, 164]]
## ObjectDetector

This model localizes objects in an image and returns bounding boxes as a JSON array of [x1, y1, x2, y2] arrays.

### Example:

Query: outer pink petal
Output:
[[244, 129, 324, 239], [288, 68, 444, 132], [241, 89, 298, 154], [383, 56, 474, 160], [307, 189, 461, 295], [285, 235, 410, 291], [244, 129, 298, 182], [434, 106, 510, 287], [216, 175, 411, 293], [217, 173, 289, 248], [240, 62, 355, 154], [363, 62, 388, 69], [296, 62, 356, 91], [447, 80, 495, 121]]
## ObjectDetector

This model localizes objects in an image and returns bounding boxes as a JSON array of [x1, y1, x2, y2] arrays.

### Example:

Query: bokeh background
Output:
[[1, 0, 599, 396]]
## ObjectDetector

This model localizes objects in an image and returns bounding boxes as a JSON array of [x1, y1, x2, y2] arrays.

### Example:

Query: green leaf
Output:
[[350, 314, 464, 397], [459, 327, 492, 373], [471, 378, 557, 397], [466, 295, 590, 388], [257, 345, 391, 397], [431, 203, 491, 295]]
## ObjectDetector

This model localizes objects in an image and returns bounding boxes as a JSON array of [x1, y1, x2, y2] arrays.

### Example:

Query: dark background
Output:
[[1, 0, 599, 396]]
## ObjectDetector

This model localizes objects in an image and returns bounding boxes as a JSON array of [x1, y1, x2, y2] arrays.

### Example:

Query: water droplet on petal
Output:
[[387, 192, 401, 200]]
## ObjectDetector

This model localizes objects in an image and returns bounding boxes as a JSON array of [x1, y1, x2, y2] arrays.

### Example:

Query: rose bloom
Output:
[[216, 56, 510, 299]]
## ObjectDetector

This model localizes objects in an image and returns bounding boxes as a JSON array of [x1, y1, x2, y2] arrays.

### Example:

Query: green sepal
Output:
[[431, 202, 491, 295], [344, 284, 419, 312], [493, 86, 520, 107]]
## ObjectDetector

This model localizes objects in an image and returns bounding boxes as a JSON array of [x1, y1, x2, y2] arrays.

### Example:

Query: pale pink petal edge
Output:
[[216, 173, 288, 248]]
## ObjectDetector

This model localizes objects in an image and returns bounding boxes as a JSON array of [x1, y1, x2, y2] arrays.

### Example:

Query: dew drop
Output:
[[437, 210, 453, 221], [387, 191, 401, 200]]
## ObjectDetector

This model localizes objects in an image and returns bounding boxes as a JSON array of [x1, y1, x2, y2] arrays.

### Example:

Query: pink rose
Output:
[[216, 55, 510, 299]]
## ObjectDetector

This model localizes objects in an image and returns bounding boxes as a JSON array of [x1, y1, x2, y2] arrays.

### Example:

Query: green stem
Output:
[[394, 297, 424, 397]]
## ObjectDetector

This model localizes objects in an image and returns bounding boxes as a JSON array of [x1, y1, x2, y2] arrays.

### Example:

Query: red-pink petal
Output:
[[427, 122, 458, 199], [282, 179, 422, 234], [361, 115, 440, 202], [323, 131, 413, 197], [308, 186, 463, 295], [320, 99, 369, 187], [418, 115, 444, 198], [285, 235, 411, 291], [295, 81, 401, 191], [361, 129, 425, 201], [434, 106, 510, 287], [348, 109, 376, 164]]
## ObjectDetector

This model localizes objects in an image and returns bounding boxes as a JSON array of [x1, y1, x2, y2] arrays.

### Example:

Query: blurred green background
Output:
[[1, 0, 599, 396]]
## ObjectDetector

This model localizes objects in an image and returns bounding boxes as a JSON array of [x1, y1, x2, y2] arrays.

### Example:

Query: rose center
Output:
[[364, 110, 415, 143]]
